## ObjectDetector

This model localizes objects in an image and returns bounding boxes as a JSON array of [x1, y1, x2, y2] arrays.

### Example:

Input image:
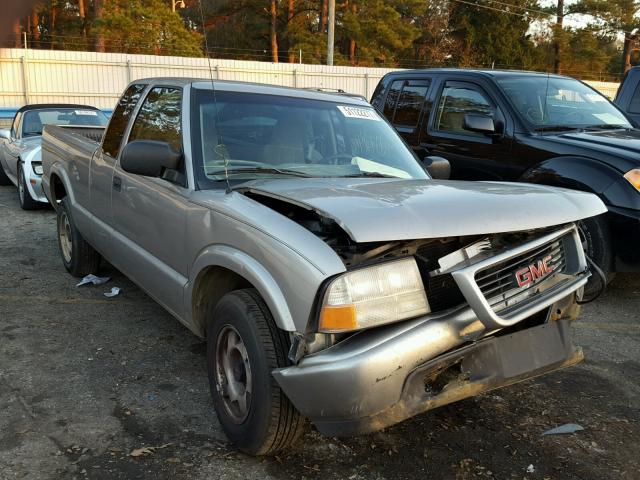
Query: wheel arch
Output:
[[187, 245, 297, 337], [518, 155, 621, 197], [47, 164, 74, 208]]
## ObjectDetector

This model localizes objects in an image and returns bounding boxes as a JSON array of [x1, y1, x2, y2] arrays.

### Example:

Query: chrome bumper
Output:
[[274, 277, 587, 436]]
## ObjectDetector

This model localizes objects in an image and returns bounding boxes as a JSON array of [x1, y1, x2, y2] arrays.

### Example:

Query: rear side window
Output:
[[128, 87, 182, 151], [102, 84, 146, 158], [383, 80, 404, 118], [392, 80, 430, 127]]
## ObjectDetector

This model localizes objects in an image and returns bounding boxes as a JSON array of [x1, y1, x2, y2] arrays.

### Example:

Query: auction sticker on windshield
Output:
[[337, 105, 381, 121], [74, 110, 98, 116]]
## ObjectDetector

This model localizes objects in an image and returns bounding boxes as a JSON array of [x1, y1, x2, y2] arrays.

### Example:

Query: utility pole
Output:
[[553, 0, 564, 74], [327, 0, 335, 66]]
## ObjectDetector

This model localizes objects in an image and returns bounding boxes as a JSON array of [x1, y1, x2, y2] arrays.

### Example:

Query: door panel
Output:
[[109, 85, 188, 317], [426, 80, 514, 180]]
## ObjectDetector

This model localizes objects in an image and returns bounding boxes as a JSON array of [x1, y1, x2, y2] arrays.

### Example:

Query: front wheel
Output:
[[57, 197, 101, 277], [18, 164, 39, 210], [206, 289, 304, 455], [578, 215, 614, 297]]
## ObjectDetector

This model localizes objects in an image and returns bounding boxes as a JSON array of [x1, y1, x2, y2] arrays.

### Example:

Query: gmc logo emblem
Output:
[[515, 255, 555, 287]]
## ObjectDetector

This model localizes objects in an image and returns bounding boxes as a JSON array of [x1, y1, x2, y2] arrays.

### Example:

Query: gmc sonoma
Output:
[[42, 78, 606, 455]]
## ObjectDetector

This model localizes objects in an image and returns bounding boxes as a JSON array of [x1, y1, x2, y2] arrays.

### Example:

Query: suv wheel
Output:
[[578, 214, 614, 297], [18, 163, 39, 210], [207, 289, 304, 455], [57, 197, 101, 277]]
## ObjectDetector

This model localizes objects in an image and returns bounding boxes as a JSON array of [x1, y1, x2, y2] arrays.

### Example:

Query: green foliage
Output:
[[96, 0, 202, 56]]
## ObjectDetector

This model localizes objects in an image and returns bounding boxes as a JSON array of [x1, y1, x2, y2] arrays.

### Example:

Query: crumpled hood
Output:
[[239, 178, 607, 242], [540, 129, 640, 172]]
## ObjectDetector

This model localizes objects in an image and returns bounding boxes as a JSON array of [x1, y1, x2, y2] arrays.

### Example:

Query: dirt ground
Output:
[[1, 184, 639, 480]]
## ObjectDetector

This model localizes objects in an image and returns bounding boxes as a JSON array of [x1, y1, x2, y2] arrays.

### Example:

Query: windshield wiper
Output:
[[341, 172, 398, 178], [583, 124, 630, 131], [534, 125, 582, 132], [207, 167, 313, 178]]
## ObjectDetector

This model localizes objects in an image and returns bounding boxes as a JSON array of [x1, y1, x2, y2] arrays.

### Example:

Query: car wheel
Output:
[[578, 214, 614, 297], [17, 163, 39, 210], [0, 161, 11, 186], [207, 289, 304, 455], [57, 197, 101, 277]]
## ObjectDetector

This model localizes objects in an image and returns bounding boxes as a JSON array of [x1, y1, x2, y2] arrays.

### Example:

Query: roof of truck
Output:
[[131, 77, 371, 106], [383, 68, 570, 80], [16, 103, 101, 113]]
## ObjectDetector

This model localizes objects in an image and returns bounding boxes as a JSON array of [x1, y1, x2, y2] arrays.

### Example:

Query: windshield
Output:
[[496, 76, 631, 131], [22, 108, 108, 137], [191, 89, 428, 186]]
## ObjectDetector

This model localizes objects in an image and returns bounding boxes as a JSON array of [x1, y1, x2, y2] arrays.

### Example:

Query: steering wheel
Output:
[[321, 153, 355, 165]]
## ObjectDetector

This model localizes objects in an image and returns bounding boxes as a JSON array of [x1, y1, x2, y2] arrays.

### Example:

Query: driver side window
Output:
[[436, 83, 494, 136]]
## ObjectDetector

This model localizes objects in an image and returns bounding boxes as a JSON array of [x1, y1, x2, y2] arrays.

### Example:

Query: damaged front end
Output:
[[243, 188, 589, 436]]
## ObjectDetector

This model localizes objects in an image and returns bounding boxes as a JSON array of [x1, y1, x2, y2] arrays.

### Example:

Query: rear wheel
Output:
[[206, 289, 304, 455], [57, 197, 101, 277], [18, 163, 39, 210], [578, 214, 614, 297]]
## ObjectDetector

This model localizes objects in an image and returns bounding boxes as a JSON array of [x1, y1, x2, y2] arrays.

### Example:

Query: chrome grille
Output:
[[474, 237, 566, 313]]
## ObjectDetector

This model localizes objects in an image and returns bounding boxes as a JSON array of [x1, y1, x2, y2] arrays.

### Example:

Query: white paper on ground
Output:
[[542, 423, 584, 435], [76, 274, 110, 287], [104, 287, 121, 298]]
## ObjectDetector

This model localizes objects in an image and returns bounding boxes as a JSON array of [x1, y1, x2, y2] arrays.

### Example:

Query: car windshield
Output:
[[22, 108, 108, 137], [496, 76, 631, 131], [191, 89, 428, 185]]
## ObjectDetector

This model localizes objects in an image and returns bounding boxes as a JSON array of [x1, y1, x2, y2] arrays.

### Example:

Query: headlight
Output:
[[32, 163, 43, 175], [318, 258, 430, 333], [624, 169, 640, 191]]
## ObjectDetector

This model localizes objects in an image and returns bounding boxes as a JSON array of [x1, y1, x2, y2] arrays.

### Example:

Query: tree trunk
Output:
[[320, 0, 327, 32], [95, 0, 105, 52], [349, 3, 356, 65], [622, 35, 635, 74], [78, 0, 87, 40], [50, 1, 57, 50], [30, 8, 40, 48], [12, 18, 22, 48], [270, 0, 278, 63], [288, 0, 295, 62]]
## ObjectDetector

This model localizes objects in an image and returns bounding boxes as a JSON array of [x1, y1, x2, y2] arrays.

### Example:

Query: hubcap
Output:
[[215, 325, 252, 424], [58, 211, 73, 263]]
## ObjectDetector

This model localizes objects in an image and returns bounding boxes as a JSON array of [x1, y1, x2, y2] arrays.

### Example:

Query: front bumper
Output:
[[25, 172, 48, 204], [274, 300, 584, 437]]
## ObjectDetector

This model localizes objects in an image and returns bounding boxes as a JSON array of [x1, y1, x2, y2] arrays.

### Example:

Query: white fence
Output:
[[0, 48, 620, 111]]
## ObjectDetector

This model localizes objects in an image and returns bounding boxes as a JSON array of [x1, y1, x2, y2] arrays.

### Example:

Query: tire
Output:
[[206, 289, 304, 456], [0, 160, 11, 186], [578, 214, 615, 297], [56, 197, 101, 277], [17, 163, 39, 210]]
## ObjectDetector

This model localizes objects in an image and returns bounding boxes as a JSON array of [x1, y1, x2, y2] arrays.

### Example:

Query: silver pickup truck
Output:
[[42, 78, 606, 455]]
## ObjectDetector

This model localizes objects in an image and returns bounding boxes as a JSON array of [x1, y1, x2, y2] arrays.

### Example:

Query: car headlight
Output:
[[32, 163, 43, 175], [624, 169, 640, 191], [318, 257, 430, 333]]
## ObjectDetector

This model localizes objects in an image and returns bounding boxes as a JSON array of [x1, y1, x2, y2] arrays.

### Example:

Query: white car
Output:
[[0, 104, 108, 209]]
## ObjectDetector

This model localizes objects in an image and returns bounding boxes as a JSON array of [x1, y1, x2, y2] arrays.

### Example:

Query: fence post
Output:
[[215, 65, 220, 80], [364, 73, 369, 99], [293, 68, 297, 88], [126, 60, 133, 84], [20, 56, 30, 104]]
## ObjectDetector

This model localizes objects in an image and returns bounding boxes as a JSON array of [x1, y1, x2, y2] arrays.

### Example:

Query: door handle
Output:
[[112, 176, 122, 192]]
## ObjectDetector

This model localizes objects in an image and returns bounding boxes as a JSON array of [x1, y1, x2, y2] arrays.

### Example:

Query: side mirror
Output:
[[463, 114, 496, 135], [120, 140, 182, 178], [0, 129, 10, 140], [423, 156, 451, 180]]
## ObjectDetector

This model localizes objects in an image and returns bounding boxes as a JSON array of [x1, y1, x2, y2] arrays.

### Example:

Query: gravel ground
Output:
[[0, 184, 639, 480]]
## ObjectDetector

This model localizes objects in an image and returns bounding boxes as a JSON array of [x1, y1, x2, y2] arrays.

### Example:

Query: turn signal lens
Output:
[[624, 169, 640, 191], [318, 258, 430, 333]]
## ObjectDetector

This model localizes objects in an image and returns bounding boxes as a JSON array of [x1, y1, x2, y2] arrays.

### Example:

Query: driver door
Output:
[[109, 86, 190, 317], [425, 79, 513, 180]]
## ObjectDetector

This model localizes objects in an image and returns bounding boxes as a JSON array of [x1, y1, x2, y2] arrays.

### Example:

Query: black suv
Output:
[[372, 69, 640, 290]]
